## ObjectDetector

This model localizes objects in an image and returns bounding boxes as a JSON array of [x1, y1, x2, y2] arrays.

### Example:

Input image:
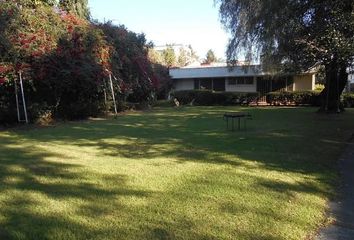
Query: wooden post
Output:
[[19, 71, 28, 124], [109, 73, 118, 116], [14, 78, 21, 123]]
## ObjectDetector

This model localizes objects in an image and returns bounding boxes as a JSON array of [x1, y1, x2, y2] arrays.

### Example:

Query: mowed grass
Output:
[[0, 107, 353, 240]]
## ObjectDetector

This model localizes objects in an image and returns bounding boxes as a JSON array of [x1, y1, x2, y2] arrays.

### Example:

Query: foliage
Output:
[[148, 48, 163, 65], [188, 44, 199, 63], [217, 0, 354, 111], [0, 81, 18, 124], [0, 2, 167, 124], [177, 47, 188, 67], [162, 45, 177, 68], [0, 2, 110, 121], [152, 99, 175, 108], [343, 93, 354, 108], [172, 90, 259, 106], [151, 63, 172, 100], [149, 45, 199, 68], [59, 0, 90, 19], [266, 91, 321, 106], [97, 22, 162, 103], [315, 84, 325, 91], [204, 49, 217, 64]]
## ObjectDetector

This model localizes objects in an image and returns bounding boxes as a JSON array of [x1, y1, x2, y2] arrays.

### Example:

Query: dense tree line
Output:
[[0, 0, 170, 124]]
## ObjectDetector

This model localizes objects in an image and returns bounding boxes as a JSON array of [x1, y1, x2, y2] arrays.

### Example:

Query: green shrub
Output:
[[343, 93, 354, 108], [0, 83, 18, 125], [171, 90, 259, 106], [153, 100, 175, 108], [266, 91, 321, 106]]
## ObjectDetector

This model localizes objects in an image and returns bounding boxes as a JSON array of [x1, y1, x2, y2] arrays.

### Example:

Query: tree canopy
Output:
[[162, 46, 177, 68], [0, 1, 169, 124], [204, 49, 217, 64], [59, 0, 90, 19], [218, 0, 354, 111]]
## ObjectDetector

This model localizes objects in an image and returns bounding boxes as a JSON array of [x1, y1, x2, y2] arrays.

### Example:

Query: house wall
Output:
[[173, 71, 315, 92], [173, 77, 257, 93], [225, 77, 257, 92], [293, 74, 315, 91], [174, 79, 194, 91]]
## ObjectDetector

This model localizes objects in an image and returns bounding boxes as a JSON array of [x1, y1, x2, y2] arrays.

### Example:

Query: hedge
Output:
[[266, 91, 321, 106], [171, 90, 260, 106], [343, 93, 354, 108]]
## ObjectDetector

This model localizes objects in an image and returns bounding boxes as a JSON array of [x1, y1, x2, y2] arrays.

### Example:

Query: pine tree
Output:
[[204, 49, 217, 64]]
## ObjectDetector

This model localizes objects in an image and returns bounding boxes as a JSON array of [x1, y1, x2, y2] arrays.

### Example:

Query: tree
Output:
[[217, 0, 354, 112], [162, 46, 176, 67], [204, 49, 217, 64], [188, 45, 199, 63], [59, 0, 90, 19], [0, 1, 110, 121], [148, 48, 163, 65], [98, 22, 163, 103], [177, 47, 188, 67]]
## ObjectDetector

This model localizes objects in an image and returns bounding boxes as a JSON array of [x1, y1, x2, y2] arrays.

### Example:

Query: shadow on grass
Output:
[[0, 107, 352, 239], [14, 107, 348, 174], [0, 136, 153, 239]]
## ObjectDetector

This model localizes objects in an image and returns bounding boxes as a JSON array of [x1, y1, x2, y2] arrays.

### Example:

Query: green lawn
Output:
[[0, 107, 353, 240]]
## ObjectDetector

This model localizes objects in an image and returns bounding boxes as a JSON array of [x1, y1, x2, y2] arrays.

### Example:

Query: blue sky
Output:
[[88, 0, 229, 59]]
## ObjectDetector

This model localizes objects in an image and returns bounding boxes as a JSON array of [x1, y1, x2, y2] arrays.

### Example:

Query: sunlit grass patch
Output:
[[0, 107, 353, 240]]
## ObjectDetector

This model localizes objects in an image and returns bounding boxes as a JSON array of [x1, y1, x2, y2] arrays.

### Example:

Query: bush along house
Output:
[[169, 63, 316, 103]]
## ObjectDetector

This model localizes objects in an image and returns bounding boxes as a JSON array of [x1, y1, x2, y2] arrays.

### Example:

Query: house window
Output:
[[194, 79, 200, 90], [213, 78, 226, 91], [200, 79, 212, 90], [237, 78, 245, 84], [228, 79, 237, 85], [244, 77, 254, 85], [228, 77, 254, 85]]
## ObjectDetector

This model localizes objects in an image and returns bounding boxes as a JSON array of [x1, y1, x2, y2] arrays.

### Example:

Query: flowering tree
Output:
[[0, 1, 110, 120], [98, 22, 163, 103], [0, 1, 169, 124]]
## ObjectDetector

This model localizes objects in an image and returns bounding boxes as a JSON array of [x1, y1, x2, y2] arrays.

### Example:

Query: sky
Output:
[[88, 0, 230, 59]]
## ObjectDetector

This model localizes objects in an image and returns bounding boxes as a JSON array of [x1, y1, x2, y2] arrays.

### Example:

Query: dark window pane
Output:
[[213, 78, 225, 91], [194, 79, 200, 90], [200, 79, 212, 90], [237, 77, 244, 84], [245, 77, 254, 85]]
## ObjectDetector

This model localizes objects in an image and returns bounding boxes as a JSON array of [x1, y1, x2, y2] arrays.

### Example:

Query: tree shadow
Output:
[[0, 135, 154, 239], [14, 107, 349, 175], [1, 107, 353, 239]]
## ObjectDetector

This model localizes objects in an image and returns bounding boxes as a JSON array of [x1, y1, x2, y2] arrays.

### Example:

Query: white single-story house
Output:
[[169, 63, 316, 99]]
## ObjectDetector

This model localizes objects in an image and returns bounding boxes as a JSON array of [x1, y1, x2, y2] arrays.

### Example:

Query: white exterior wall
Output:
[[174, 79, 194, 91], [170, 65, 316, 92], [225, 77, 257, 92], [293, 74, 315, 91]]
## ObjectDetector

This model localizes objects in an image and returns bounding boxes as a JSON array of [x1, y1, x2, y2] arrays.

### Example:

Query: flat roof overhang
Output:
[[169, 65, 267, 79]]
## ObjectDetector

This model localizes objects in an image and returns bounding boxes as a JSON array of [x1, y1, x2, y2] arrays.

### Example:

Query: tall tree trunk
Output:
[[319, 60, 348, 113]]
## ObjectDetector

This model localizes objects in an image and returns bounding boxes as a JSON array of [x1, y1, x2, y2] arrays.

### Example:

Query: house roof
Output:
[[169, 63, 317, 79], [170, 64, 266, 79]]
